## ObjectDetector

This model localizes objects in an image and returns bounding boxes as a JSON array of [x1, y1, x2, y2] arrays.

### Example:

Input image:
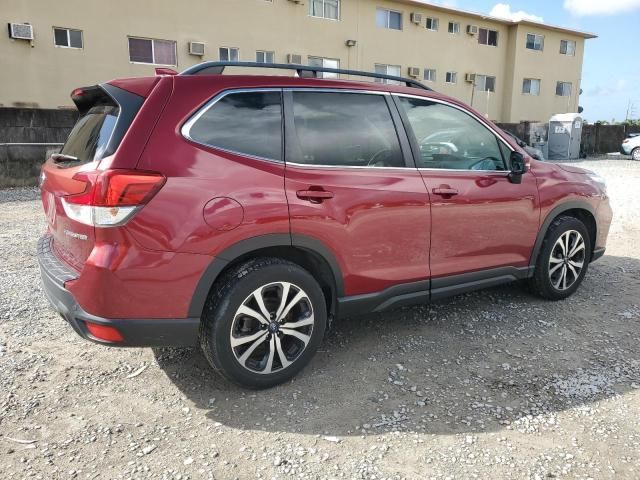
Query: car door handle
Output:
[[432, 187, 459, 196], [296, 189, 334, 202]]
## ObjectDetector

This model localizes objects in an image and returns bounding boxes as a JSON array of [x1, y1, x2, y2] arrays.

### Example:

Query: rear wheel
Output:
[[200, 258, 327, 389], [529, 216, 591, 300], [632, 147, 640, 161]]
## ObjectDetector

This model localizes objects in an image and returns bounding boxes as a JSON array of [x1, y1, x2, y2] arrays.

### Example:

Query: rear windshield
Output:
[[60, 105, 119, 165]]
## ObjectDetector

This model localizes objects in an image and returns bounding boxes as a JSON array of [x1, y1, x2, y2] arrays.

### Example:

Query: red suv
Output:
[[38, 63, 612, 388]]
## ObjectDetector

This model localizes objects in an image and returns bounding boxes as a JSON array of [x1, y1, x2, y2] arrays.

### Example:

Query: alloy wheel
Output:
[[229, 282, 314, 374], [548, 230, 586, 291]]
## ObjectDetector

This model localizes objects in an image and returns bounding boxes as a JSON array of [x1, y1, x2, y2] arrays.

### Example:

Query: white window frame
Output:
[[376, 8, 403, 30], [560, 40, 576, 56], [374, 64, 402, 85], [478, 28, 499, 47], [448, 22, 460, 34], [309, 0, 340, 20], [423, 68, 436, 82], [308, 56, 340, 78], [219, 46, 240, 62], [128, 37, 177, 66], [425, 17, 439, 31], [445, 71, 457, 84], [556, 81, 572, 97], [526, 33, 544, 51], [475, 75, 496, 93], [522, 78, 541, 96], [53, 27, 83, 49], [256, 50, 275, 63]]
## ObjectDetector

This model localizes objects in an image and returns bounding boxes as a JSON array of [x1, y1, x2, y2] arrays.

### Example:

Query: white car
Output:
[[621, 134, 640, 161]]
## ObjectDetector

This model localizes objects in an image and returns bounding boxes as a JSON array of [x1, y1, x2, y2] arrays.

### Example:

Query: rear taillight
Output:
[[623, 139, 630, 144], [61, 169, 165, 227]]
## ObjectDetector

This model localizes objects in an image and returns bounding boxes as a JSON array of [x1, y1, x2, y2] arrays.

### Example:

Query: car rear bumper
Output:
[[38, 235, 200, 347], [620, 144, 632, 155]]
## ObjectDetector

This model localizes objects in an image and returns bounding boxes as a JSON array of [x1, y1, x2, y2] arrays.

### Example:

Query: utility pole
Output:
[[626, 99, 631, 122]]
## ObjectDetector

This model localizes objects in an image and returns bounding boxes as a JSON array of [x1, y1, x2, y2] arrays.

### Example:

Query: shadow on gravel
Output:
[[154, 254, 640, 437]]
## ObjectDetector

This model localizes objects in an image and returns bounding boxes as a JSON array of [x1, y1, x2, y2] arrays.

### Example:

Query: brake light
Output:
[[623, 139, 630, 144], [61, 170, 165, 227]]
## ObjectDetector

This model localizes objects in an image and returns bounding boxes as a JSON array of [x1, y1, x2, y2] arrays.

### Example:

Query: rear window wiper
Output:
[[51, 153, 81, 164]]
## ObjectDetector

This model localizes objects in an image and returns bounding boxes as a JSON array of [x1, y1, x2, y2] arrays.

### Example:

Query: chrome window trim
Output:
[[180, 88, 284, 164], [283, 87, 389, 96], [286, 161, 412, 172], [419, 168, 509, 174], [393, 92, 516, 173]]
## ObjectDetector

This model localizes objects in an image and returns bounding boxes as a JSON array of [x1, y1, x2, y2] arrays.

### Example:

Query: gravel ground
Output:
[[1, 158, 639, 480]]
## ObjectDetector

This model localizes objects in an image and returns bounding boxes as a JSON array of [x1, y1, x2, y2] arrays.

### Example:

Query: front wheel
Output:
[[632, 148, 640, 161], [200, 258, 327, 389], [529, 216, 591, 300]]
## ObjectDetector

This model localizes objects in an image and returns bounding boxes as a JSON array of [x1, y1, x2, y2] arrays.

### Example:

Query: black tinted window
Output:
[[397, 97, 507, 171], [60, 105, 119, 165], [290, 92, 404, 168], [188, 91, 282, 161]]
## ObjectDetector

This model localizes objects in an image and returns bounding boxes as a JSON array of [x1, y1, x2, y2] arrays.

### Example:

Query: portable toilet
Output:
[[548, 113, 583, 160]]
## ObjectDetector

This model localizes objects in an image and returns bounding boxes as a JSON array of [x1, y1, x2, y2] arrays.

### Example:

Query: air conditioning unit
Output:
[[8, 22, 34, 40], [189, 42, 205, 56], [465, 73, 476, 83], [287, 53, 302, 64], [466, 24, 479, 35], [407, 67, 420, 78], [410, 13, 423, 24]]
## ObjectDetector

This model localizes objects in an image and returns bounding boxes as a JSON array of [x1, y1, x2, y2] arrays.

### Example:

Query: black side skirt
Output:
[[337, 266, 533, 318]]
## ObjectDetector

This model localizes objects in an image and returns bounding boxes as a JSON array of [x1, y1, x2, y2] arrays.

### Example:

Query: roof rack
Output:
[[180, 61, 432, 91]]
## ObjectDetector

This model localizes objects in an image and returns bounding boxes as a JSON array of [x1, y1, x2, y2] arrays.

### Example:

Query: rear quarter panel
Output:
[[129, 76, 290, 255]]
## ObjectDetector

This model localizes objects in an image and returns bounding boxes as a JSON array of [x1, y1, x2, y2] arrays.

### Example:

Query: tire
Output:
[[200, 257, 327, 389], [528, 216, 592, 300], [632, 147, 640, 161]]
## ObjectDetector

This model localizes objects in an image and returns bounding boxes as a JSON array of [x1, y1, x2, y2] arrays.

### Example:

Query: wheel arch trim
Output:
[[187, 234, 344, 318], [530, 200, 597, 267]]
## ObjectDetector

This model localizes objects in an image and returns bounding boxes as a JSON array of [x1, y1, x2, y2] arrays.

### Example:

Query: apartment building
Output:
[[0, 0, 595, 122]]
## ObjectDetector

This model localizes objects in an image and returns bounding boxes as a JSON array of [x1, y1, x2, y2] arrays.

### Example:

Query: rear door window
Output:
[[186, 91, 283, 161], [60, 105, 119, 165], [288, 91, 405, 168]]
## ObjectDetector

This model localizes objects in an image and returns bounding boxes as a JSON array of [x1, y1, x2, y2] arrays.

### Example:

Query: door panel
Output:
[[284, 90, 430, 296], [286, 167, 430, 295], [421, 170, 539, 278], [394, 94, 540, 279]]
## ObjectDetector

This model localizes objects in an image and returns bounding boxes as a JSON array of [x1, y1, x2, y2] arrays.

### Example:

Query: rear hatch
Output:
[[40, 84, 145, 271]]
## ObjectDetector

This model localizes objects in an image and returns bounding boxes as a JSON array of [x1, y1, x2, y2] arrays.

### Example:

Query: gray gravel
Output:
[[1, 159, 639, 479]]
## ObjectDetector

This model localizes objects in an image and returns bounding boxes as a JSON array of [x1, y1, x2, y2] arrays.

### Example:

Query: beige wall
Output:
[[0, 0, 589, 122], [505, 25, 584, 122]]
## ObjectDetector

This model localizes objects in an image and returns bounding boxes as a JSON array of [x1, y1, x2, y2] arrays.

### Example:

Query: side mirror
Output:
[[509, 151, 526, 184]]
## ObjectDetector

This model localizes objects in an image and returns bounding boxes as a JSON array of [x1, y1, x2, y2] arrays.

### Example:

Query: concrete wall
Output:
[[0, 0, 593, 122], [500, 120, 638, 156], [0, 108, 76, 187], [581, 124, 637, 156]]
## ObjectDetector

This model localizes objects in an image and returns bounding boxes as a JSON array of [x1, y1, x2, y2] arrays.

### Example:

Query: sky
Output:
[[424, 0, 640, 122]]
